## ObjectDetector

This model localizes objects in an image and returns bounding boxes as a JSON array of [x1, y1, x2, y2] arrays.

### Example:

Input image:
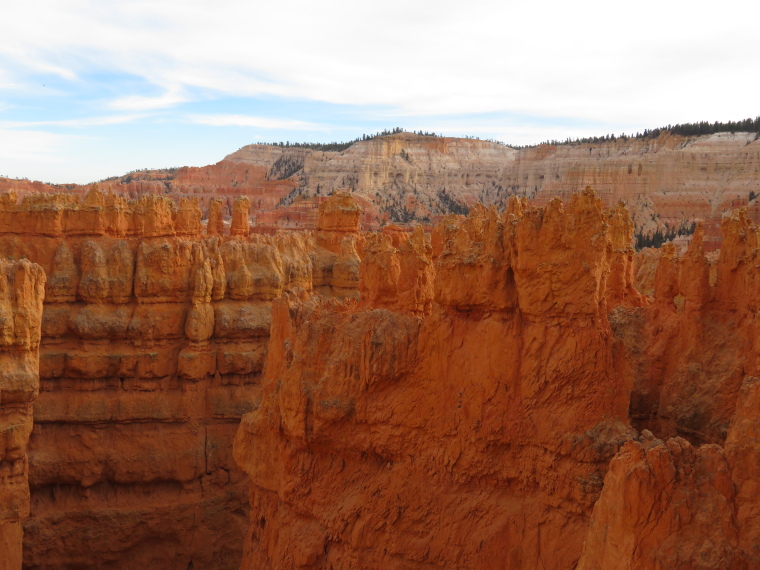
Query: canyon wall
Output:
[[6, 130, 760, 246], [233, 190, 643, 568], [0, 260, 45, 570], [574, 208, 760, 568], [0, 191, 359, 569], [213, 131, 760, 238], [1, 184, 758, 568], [234, 190, 760, 569]]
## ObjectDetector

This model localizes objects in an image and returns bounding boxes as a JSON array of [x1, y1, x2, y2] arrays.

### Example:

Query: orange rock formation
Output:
[[233, 190, 642, 568], [2, 185, 759, 568], [6, 130, 760, 248], [233, 189, 760, 569], [0, 191, 359, 569], [0, 260, 46, 570]]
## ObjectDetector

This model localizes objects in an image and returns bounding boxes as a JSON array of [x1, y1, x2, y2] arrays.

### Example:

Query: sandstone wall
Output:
[[233, 190, 643, 568], [236, 131, 760, 241], [6, 131, 760, 246], [616, 212, 760, 444], [577, 377, 760, 569], [0, 191, 359, 569], [0, 260, 46, 570], [576, 210, 760, 568], [234, 188, 760, 568], [4, 183, 760, 568]]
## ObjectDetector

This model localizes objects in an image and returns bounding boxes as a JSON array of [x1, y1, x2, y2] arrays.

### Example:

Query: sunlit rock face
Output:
[[234, 190, 642, 569], [234, 188, 760, 569], [0, 191, 359, 569], [5, 131, 760, 247], [0, 259, 45, 570], [2, 185, 759, 569]]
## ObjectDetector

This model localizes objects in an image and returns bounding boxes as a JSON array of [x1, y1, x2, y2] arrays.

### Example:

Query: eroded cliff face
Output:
[[226, 131, 760, 242], [577, 376, 760, 569], [233, 190, 643, 569], [617, 213, 760, 444], [0, 191, 360, 569], [234, 188, 760, 569], [0, 260, 45, 570], [7, 130, 760, 246], [576, 211, 760, 569], [4, 183, 759, 568]]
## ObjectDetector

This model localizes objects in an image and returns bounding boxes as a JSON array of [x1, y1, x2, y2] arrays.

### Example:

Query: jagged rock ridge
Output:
[[0, 191, 361, 569], [5, 131, 760, 248], [234, 189, 760, 569], [0, 188, 759, 568]]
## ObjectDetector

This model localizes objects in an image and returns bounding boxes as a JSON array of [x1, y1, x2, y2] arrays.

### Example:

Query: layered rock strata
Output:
[[3, 183, 759, 568], [233, 190, 642, 568], [235, 188, 760, 568], [577, 210, 760, 568], [6, 130, 760, 246], [0, 260, 46, 570], [0, 191, 360, 569]]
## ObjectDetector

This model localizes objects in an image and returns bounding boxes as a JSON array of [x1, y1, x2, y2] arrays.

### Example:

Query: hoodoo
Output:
[[0, 188, 757, 568], [0, 191, 359, 568], [0, 260, 46, 570], [233, 188, 760, 569]]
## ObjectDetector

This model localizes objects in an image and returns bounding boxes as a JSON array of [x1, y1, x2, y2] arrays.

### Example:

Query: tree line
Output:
[[528, 117, 760, 148], [256, 128, 512, 152], [634, 220, 697, 250]]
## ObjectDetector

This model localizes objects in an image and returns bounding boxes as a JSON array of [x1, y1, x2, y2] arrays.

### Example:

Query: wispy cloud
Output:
[[108, 91, 187, 111], [189, 114, 323, 130], [0, 114, 149, 129], [0, 129, 70, 161], [1, 0, 759, 183], [2, 0, 758, 124]]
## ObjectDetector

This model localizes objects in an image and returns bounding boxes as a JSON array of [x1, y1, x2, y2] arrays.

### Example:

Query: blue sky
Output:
[[1, 0, 758, 184]]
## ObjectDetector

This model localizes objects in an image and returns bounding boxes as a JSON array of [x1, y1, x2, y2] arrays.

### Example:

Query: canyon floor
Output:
[[0, 179, 758, 568]]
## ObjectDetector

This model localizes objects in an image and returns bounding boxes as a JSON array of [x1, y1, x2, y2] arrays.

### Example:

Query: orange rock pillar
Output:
[[0, 260, 45, 570], [230, 197, 250, 237]]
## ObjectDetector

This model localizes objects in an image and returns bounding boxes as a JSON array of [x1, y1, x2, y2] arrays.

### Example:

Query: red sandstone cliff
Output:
[[233, 189, 760, 569], [5, 130, 760, 248], [233, 190, 642, 568], [0, 191, 359, 569], [2, 185, 759, 568], [0, 259, 46, 570]]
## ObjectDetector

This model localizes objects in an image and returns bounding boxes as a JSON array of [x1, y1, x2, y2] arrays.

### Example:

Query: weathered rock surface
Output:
[[5, 131, 760, 247], [0, 259, 46, 570], [3, 182, 760, 568], [234, 188, 760, 569], [0, 191, 360, 569], [577, 376, 760, 569], [616, 212, 760, 444], [578, 212, 760, 569], [233, 190, 642, 568]]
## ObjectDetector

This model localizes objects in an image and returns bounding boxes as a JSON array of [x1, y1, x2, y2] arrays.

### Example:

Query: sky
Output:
[[1, 0, 758, 184]]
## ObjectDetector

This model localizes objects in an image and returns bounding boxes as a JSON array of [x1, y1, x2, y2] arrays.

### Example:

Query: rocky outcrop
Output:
[[577, 376, 760, 569], [576, 210, 760, 568], [613, 211, 760, 444], [233, 189, 641, 569], [7, 131, 760, 248], [234, 187, 760, 569], [3, 181, 760, 568], [577, 434, 744, 569], [311, 193, 362, 298], [0, 260, 46, 570], [0, 191, 360, 569]]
